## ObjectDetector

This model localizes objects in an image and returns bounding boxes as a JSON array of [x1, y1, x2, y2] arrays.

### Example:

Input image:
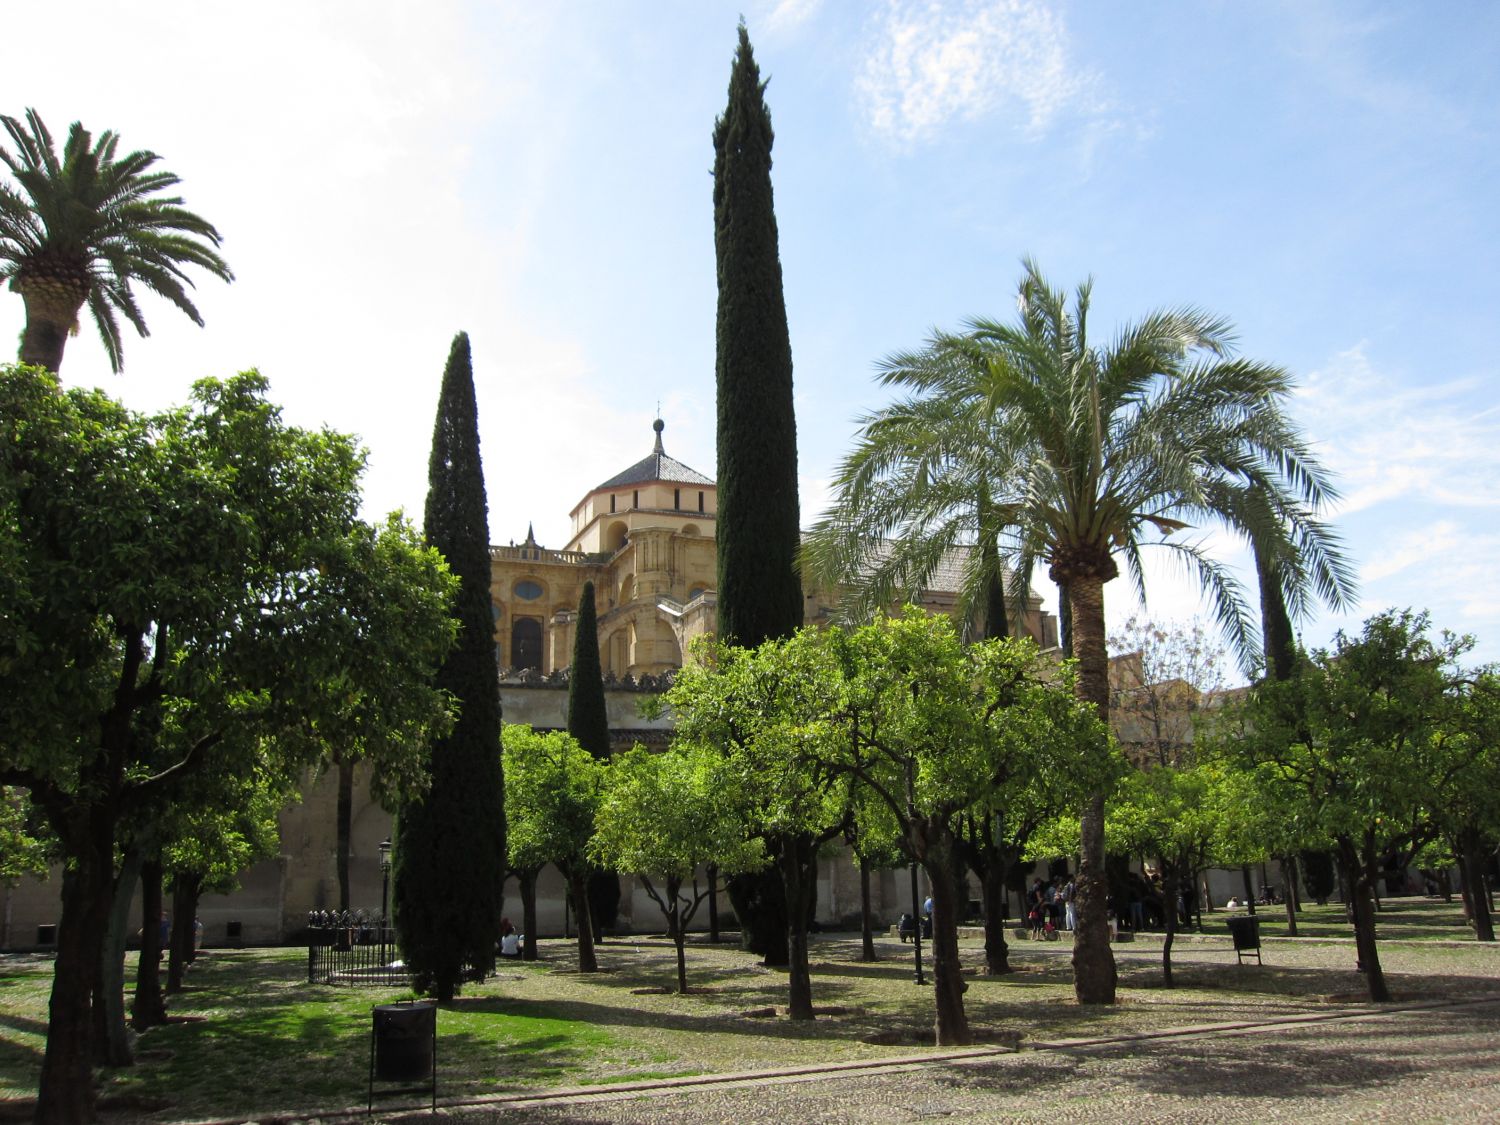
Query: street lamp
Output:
[[909, 859, 927, 985], [378, 840, 390, 930]]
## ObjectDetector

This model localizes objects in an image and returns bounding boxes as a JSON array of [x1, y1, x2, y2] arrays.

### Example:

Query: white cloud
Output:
[[763, 0, 824, 35], [855, 0, 1094, 146], [1294, 345, 1500, 517], [1360, 520, 1463, 583]]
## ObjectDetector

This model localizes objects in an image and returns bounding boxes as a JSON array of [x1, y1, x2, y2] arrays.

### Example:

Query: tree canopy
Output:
[[0, 363, 455, 1123], [804, 260, 1355, 1005]]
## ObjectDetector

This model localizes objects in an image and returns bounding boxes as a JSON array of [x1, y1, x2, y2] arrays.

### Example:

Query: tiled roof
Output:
[[595, 419, 714, 489], [859, 540, 975, 594]]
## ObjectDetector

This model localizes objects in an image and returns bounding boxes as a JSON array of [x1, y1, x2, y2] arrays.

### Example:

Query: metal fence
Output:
[[306, 910, 406, 987]]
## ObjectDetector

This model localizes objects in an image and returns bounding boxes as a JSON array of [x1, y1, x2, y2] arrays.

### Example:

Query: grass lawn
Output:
[[1, 900, 1496, 1122], [1199, 896, 1485, 942]]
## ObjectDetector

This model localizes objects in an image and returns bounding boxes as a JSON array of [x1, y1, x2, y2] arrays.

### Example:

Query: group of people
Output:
[[1026, 877, 1077, 938]]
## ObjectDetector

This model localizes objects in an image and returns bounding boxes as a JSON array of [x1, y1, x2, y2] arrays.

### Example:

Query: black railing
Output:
[[307, 910, 405, 987]]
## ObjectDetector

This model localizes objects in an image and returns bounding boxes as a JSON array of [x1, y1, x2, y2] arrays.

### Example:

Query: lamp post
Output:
[[905, 757, 926, 985], [909, 859, 926, 985], [378, 839, 392, 962]]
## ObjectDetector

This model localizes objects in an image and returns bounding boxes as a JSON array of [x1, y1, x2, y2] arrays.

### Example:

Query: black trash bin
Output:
[[373, 1001, 435, 1080], [1226, 915, 1262, 965]]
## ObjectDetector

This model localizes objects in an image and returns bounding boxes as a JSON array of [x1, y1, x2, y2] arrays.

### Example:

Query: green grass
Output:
[[1199, 897, 1485, 943], [2, 910, 1497, 1121]]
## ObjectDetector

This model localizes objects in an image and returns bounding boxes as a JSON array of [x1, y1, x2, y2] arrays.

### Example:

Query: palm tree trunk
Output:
[[17, 286, 82, 373], [1063, 568, 1118, 1006]]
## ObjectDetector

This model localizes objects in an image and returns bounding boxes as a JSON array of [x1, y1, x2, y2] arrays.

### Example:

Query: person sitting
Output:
[[498, 917, 521, 958]]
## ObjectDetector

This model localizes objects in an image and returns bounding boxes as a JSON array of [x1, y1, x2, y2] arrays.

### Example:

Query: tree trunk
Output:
[[17, 285, 83, 373], [565, 867, 598, 971], [1255, 541, 1297, 683], [858, 856, 877, 962], [707, 864, 720, 944], [1161, 864, 1179, 988], [1460, 831, 1495, 942], [778, 837, 818, 1021], [913, 821, 970, 1046], [1060, 568, 1118, 1006], [1241, 865, 1257, 915], [520, 869, 539, 961], [132, 860, 167, 1029], [167, 875, 202, 993], [1280, 854, 1300, 936], [1339, 838, 1390, 1002], [667, 876, 689, 994], [336, 756, 354, 912], [727, 868, 789, 965], [95, 849, 143, 1067], [37, 819, 114, 1124], [980, 849, 1012, 974]]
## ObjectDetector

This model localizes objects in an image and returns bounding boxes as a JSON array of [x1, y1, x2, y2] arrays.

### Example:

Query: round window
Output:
[[514, 580, 543, 601]]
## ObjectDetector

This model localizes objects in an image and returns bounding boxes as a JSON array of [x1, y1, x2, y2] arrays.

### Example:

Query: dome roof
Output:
[[595, 419, 714, 490]]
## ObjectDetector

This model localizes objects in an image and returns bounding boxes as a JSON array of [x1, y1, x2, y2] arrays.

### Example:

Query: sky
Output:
[[4, 1, 1498, 672]]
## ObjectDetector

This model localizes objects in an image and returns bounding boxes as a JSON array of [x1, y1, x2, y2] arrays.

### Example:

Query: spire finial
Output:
[[652, 416, 665, 454]]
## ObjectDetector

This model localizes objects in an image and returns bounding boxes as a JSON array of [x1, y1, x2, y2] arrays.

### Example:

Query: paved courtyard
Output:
[[414, 995, 1500, 1123]]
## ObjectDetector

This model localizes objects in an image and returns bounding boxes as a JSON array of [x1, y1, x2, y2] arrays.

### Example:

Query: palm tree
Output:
[[804, 259, 1354, 1004], [0, 108, 232, 373]]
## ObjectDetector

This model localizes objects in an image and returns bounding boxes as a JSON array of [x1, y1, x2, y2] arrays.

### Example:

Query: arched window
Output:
[[511, 618, 542, 671]]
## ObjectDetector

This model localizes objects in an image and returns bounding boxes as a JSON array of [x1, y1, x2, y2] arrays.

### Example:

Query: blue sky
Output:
[[5, 1, 1498, 669]]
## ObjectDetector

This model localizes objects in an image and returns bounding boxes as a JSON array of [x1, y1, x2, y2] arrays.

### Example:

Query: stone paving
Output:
[[365, 930, 1500, 1125], [400, 996, 1500, 1123]]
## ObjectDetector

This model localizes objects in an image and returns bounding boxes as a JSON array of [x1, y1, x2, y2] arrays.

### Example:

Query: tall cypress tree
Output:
[[567, 582, 610, 758], [713, 20, 803, 649], [394, 332, 506, 1002], [713, 22, 801, 964], [568, 581, 619, 935]]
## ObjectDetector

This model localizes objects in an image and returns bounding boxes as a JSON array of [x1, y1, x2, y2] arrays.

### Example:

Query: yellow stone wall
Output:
[[493, 483, 718, 679]]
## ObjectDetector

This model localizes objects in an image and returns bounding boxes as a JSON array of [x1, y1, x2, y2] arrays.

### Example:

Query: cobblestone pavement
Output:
[[409, 997, 1500, 1124]]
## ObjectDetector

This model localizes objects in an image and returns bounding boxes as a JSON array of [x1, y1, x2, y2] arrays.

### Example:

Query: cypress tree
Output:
[[394, 332, 506, 1002], [712, 21, 801, 963], [713, 20, 803, 649], [566, 582, 610, 758], [568, 581, 620, 935]]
